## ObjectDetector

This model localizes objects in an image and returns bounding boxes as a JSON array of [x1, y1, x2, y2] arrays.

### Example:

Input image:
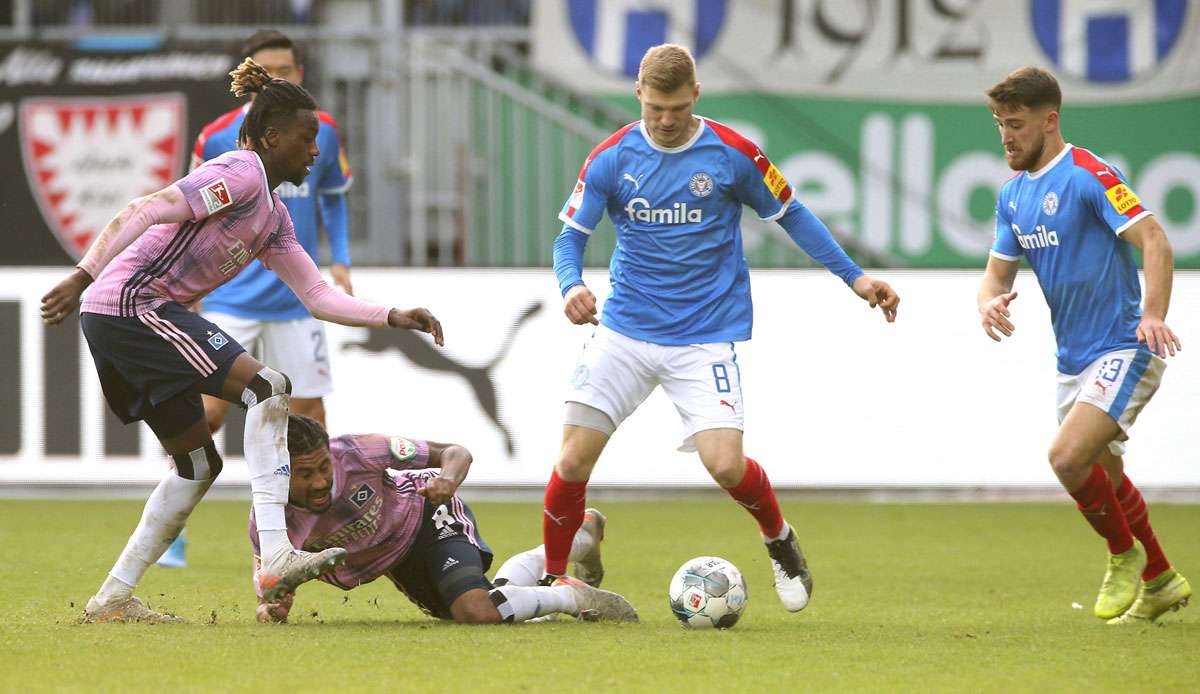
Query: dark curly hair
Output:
[[287, 414, 329, 456], [227, 57, 317, 150]]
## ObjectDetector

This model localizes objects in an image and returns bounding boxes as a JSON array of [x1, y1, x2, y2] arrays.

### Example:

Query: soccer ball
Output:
[[667, 556, 748, 629]]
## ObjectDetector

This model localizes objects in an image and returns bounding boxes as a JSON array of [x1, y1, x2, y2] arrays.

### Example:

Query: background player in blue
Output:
[[977, 67, 1190, 624], [540, 44, 899, 614], [193, 29, 353, 433], [160, 30, 355, 570]]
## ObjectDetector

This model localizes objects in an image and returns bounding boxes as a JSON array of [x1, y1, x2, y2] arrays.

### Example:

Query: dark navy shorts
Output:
[[81, 302, 246, 430], [386, 496, 494, 620]]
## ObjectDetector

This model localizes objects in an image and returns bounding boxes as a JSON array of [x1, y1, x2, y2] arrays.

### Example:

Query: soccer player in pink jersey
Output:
[[251, 416, 637, 624], [41, 59, 443, 623]]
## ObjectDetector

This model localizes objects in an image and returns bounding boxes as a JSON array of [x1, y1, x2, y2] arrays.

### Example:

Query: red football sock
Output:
[[726, 457, 785, 539], [542, 468, 587, 577], [1117, 473, 1171, 580], [1069, 465, 1134, 555]]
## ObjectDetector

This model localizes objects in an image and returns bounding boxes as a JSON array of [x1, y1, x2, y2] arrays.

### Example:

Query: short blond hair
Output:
[[637, 44, 696, 92]]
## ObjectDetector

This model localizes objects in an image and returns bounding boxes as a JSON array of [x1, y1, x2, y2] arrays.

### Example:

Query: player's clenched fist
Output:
[[417, 476, 458, 506], [563, 284, 599, 326], [979, 290, 1018, 342]]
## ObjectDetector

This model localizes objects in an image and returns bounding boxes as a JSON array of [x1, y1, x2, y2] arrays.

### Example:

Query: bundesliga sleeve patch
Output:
[[567, 179, 585, 214], [200, 178, 233, 214], [389, 436, 418, 463], [762, 163, 789, 200], [1105, 183, 1142, 216]]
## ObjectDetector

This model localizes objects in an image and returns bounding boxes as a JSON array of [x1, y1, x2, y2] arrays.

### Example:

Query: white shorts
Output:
[[566, 324, 743, 452], [202, 312, 333, 399], [1055, 347, 1165, 456]]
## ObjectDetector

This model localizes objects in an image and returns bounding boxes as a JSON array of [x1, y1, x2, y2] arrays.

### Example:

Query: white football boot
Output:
[[84, 595, 184, 624], [553, 576, 639, 622], [573, 507, 606, 588], [259, 548, 348, 601], [765, 525, 813, 612]]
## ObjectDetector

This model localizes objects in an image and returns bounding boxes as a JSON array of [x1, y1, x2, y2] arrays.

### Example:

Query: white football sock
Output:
[[763, 521, 791, 543], [493, 548, 543, 587], [493, 528, 595, 586], [98, 473, 212, 601], [243, 383, 293, 563], [489, 584, 577, 622]]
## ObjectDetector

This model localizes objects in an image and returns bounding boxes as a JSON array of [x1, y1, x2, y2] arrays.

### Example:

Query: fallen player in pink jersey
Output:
[[252, 415, 638, 624], [41, 58, 444, 623]]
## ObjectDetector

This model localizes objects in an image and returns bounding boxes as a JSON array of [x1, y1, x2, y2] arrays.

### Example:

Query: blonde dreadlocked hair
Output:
[[227, 57, 317, 149]]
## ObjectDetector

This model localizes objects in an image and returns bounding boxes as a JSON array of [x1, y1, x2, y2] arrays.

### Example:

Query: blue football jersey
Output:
[[192, 106, 353, 320], [559, 118, 794, 345], [991, 144, 1151, 375]]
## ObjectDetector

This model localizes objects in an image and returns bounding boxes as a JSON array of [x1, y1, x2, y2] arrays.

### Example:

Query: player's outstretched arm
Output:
[[416, 442, 473, 506], [851, 275, 900, 323], [1123, 216, 1182, 357], [41, 185, 194, 325], [771, 202, 899, 321], [269, 250, 444, 345], [977, 255, 1020, 342]]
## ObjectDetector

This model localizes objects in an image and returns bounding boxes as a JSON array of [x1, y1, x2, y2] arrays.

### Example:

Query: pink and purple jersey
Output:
[[249, 433, 437, 592], [81, 149, 301, 318]]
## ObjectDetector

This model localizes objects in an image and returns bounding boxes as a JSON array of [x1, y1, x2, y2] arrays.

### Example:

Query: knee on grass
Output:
[[449, 590, 504, 625]]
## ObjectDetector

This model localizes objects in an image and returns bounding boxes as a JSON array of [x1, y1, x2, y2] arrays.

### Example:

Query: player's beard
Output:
[[1009, 133, 1045, 172]]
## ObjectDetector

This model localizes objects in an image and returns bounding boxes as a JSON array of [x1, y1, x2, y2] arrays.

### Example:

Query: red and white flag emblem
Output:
[[19, 93, 185, 261]]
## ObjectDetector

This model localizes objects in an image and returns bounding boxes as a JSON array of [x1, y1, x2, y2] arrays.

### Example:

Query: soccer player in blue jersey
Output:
[[541, 44, 899, 613], [193, 29, 354, 433], [978, 66, 1190, 624]]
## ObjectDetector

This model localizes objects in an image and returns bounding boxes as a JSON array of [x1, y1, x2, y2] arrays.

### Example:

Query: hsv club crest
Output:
[[19, 93, 185, 261]]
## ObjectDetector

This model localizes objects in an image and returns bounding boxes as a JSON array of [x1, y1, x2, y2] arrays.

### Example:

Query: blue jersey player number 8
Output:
[[539, 43, 900, 617]]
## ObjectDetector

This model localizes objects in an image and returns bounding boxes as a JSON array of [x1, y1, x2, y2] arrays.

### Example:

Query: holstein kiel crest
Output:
[[689, 171, 714, 197], [19, 93, 185, 261]]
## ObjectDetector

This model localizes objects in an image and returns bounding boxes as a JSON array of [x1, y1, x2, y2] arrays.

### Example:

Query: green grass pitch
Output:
[[1, 498, 1197, 692]]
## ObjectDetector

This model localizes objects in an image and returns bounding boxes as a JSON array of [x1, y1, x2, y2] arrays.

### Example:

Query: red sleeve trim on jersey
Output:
[[192, 106, 244, 164], [564, 121, 638, 219], [576, 121, 639, 180], [316, 111, 339, 129], [704, 118, 793, 205], [316, 110, 353, 188], [1072, 146, 1145, 219]]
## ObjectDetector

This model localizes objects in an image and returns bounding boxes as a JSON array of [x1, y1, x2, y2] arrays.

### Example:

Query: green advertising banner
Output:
[[669, 94, 1200, 268], [536, 1, 1200, 268]]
